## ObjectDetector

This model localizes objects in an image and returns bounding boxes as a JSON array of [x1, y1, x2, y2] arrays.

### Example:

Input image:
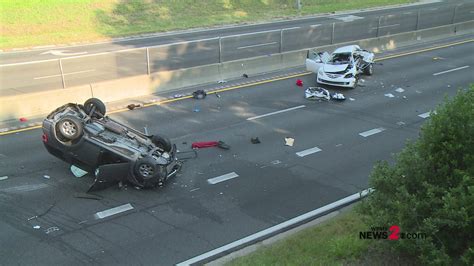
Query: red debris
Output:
[[19, 117, 28, 122], [192, 141, 219, 149], [296, 79, 303, 87]]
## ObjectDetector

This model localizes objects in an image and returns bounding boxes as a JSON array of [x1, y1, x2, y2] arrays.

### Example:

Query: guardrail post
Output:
[[331, 22, 335, 44], [218, 37, 222, 63], [58, 59, 66, 88], [146, 48, 150, 75], [280, 29, 283, 53], [452, 4, 458, 24], [376, 16, 382, 37], [416, 10, 420, 30]]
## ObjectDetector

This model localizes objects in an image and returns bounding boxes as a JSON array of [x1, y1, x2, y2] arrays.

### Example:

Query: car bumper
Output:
[[317, 76, 356, 88]]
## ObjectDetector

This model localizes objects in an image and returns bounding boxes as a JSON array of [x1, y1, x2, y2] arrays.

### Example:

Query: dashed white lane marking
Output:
[[247, 105, 306, 121], [34, 69, 95, 79], [433, 65, 470, 76], [1, 184, 48, 192], [418, 112, 431, 118], [296, 146, 322, 157], [94, 203, 134, 219], [207, 172, 239, 185], [237, 42, 278, 50], [359, 128, 385, 137]]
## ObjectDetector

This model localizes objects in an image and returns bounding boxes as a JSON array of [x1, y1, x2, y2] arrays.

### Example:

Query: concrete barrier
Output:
[[1, 21, 473, 122]]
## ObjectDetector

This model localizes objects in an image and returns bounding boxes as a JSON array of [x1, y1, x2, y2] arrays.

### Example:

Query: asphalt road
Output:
[[1, 0, 473, 94], [0, 39, 472, 265]]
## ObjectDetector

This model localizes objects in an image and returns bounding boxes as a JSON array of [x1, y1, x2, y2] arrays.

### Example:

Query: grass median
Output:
[[226, 208, 416, 265], [1, 0, 414, 49]]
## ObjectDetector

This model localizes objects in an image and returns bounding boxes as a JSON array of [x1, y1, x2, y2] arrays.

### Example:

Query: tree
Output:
[[360, 85, 474, 265]]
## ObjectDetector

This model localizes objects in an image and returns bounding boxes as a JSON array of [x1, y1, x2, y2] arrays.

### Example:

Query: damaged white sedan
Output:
[[306, 45, 374, 89]]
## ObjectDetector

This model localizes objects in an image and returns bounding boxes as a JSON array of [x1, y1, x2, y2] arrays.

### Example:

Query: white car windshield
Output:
[[328, 52, 351, 64]]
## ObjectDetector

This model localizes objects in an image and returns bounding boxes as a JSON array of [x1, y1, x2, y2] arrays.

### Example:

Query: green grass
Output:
[[0, 0, 414, 49], [227, 210, 370, 266]]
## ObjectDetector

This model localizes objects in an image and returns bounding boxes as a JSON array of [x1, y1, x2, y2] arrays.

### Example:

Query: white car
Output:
[[306, 45, 374, 88]]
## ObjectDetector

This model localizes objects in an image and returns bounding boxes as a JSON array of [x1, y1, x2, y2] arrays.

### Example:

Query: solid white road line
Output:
[[237, 42, 278, 50], [34, 69, 95, 79], [359, 128, 385, 137], [247, 105, 306, 121], [207, 172, 239, 185], [94, 203, 134, 219], [418, 112, 431, 118], [433, 65, 470, 76], [176, 188, 374, 266], [296, 146, 322, 157]]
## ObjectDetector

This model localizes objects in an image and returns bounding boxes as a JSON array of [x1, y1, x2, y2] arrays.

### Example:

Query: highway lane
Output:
[[0, 41, 473, 265], [1, 0, 473, 95]]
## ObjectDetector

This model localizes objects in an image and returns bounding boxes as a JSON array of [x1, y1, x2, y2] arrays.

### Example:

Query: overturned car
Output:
[[306, 45, 374, 88], [42, 98, 182, 191]]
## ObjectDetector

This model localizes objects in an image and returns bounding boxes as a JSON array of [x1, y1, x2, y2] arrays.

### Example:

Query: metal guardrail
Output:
[[0, 2, 473, 92]]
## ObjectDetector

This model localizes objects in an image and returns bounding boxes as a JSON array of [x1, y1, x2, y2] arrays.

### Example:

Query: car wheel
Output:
[[351, 77, 359, 89], [132, 156, 166, 188], [56, 115, 83, 141], [151, 135, 172, 152], [84, 98, 106, 118], [364, 64, 373, 76]]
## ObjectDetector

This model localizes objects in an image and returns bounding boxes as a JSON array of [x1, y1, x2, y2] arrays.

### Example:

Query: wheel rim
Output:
[[61, 121, 77, 137], [139, 164, 154, 178]]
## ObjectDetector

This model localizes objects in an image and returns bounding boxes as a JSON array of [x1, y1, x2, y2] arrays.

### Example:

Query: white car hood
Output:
[[322, 64, 349, 73]]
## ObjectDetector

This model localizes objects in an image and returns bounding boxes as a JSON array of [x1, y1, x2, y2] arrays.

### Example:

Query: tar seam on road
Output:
[[418, 112, 431, 118], [176, 188, 374, 266], [207, 172, 239, 185], [296, 146, 322, 157], [432, 65, 470, 76], [247, 105, 306, 121], [94, 203, 134, 219], [359, 128, 385, 137], [1, 39, 472, 136]]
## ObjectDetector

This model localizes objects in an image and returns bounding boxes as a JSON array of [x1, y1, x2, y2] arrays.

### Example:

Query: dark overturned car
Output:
[[42, 98, 182, 191]]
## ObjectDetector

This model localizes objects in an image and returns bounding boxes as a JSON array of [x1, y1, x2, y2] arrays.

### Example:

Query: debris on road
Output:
[[174, 94, 184, 98], [0, 176, 8, 181], [305, 87, 330, 101], [384, 93, 395, 98], [19, 117, 28, 122], [251, 137, 261, 144], [74, 193, 103, 200], [127, 104, 141, 110], [397, 121, 406, 126], [45, 226, 60, 234], [285, 137, 294, 147], [192, 90, 207, 99], [191, 141, 230, 150], [193, 106, 200, 112], [296, 79, 303, 87], [242, 74, 249, 78], [331, 93, 346, 101], [349, 98, 355, 101], [271, 160, 282, 165], [33, 225, 41, 229], [43, 175, 50, 179], [218, 80, 227, 84], [71, 165, 88, 177], [215, 93, 221, 98], [395, 88, 405, 93]]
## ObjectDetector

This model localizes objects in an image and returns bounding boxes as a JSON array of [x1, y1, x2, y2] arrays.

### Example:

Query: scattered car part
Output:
[[285, 138, 295, 147], [42, 98, 182, 191], [193, 90, 207, 99], [305, 87, 331, 101], [251, 137, 261, 144]]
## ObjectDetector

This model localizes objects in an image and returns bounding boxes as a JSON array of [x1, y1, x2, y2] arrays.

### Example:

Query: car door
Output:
[[306, 50, 330, 73]]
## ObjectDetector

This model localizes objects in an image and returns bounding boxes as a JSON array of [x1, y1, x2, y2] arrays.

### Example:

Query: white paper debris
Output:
[[285, 137, 295, 147], [384, 93, 395, 98], [349, 98, 355, 101], [395, 88, 405, 93], [33, 225, 41, 229], [45, 227, 59, 234], [43, 175, 50, 179], [271, 160, 281, 165], [402, 96, 407, 99], [0, 176, 8, 181], [70, 165, 88, 177]]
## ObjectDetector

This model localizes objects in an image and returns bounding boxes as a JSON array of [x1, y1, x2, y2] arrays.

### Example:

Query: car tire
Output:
[[56, 115, 83, 141], [151, 135, 172, 152], [132, 156, 166, 188], [351, 77, 359, 89], [84, 98, 106, 118], [364, 64, 373, 76]]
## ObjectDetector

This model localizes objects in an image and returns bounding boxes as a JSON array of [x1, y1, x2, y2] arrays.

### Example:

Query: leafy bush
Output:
[[361, 85, 474, 265]]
